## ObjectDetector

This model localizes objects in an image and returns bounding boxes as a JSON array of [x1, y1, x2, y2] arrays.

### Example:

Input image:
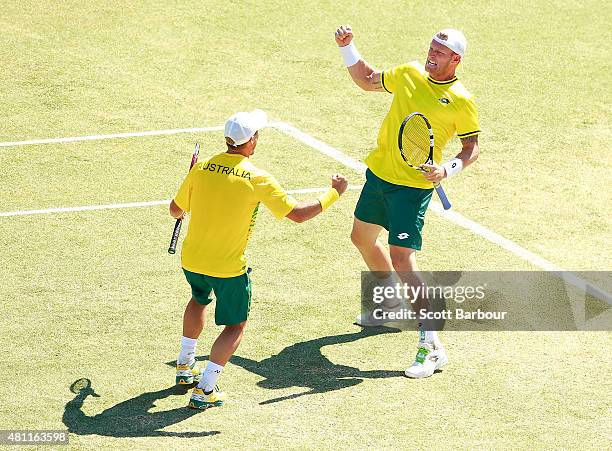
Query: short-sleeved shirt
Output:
[[174, 152, 297, 278], [365, 61, 480, 188]]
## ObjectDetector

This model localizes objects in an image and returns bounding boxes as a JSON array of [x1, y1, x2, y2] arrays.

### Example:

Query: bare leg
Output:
[[350, 217, 394, 275], [389, 246, 428, 311], [182, 298, 206, 339], [352, 218, 403, 325], [209, 322, 247, 366], [390, 245, 439, 343]]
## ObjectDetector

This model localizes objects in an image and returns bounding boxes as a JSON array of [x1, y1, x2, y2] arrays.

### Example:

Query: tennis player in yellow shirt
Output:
[[335, 25, 481, 378], [170, 109, 348, 409]]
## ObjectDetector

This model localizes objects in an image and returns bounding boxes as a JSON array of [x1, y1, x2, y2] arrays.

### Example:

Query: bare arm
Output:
[[169, 175, 348, 224], [169, 199, 184, 219], [456, 134, 480, 168], [286, 174, 348, 223], [171, 195, 320, 224], [347, 62, 385, 92], [335, 25, 386, 93], [285, 199, 324, 223], [421, 135, 480, 183]]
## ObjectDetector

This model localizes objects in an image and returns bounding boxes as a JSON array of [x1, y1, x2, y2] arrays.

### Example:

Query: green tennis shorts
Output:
[[354, 169, 433, 250], [183, 269, 252, 326]]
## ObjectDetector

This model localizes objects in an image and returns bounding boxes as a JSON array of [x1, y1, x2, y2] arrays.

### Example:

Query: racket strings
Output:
[[401, 118, 431, 165]]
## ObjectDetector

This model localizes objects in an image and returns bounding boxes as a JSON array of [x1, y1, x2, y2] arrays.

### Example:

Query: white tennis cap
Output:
[[224, 109, 268, 146], [432, 28, 467, 57]]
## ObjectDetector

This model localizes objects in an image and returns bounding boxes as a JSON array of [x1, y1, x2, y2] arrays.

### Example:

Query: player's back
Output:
[[182, 152, 263, 278]]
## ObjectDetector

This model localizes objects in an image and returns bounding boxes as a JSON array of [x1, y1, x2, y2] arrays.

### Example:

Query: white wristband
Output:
[[441, 158, 463, 178], [338, 42, 361, 67]]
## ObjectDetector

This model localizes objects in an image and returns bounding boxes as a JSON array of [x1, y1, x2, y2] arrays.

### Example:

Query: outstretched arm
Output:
[[335, 25, 386, 92], [286, 174, 348, 223]]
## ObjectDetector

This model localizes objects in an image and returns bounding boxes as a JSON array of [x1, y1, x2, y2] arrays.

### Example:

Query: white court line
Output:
[[0, 123, 305, 148], [0, 200, 169, 217], [428, 203, 612, 304], [0, 126, 223, 147], [0, 186, 364, 218], [273, 120, 612, 306], [2, 118, 610, 303], [270, 121, 367, 172]]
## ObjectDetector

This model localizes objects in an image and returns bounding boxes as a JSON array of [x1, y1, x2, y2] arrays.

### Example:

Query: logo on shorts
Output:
[[397, 233, 410, 240], [439, 97, 450, 104]]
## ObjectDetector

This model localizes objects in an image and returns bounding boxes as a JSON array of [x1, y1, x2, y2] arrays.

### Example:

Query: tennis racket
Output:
[[168, 143, 200, 254], [398, 112, 452, 210]]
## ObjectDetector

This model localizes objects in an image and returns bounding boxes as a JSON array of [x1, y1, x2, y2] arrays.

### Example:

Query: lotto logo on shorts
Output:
[[397, 233, 410, 240]]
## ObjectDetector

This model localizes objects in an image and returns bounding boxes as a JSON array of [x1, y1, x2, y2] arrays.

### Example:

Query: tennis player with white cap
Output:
[[334, 26, 481, 378], [169, 109, 348, 409]]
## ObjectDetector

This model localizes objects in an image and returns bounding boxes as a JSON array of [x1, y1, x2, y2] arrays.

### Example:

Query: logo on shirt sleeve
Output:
[[438, 97, 450, 105]]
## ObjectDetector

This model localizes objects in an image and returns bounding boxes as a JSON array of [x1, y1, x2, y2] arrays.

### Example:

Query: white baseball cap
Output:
[[224, 109, 268, 146], [432, 28, 467, 57]]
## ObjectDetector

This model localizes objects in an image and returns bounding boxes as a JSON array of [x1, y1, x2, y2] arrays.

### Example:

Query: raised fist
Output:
[[331, 174, 349, 195], [335, 25, 354, 47]]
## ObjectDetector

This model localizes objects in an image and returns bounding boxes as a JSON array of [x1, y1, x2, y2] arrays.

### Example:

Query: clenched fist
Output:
[[331, 174, 349, 195], [335, 25, 354, 47]]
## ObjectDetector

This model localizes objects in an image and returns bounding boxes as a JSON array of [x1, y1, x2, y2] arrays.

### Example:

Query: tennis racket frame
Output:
[[398, 112, 452, 210]]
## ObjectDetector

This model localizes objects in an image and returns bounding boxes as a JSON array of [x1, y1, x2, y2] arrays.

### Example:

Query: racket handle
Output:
[[168, 218, 183, 254], [434, 184, 452, 210]]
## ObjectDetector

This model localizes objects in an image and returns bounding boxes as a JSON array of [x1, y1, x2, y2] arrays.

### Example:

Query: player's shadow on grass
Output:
[[235, 326, 404, 404], [62, 379, 220, 438], [167, 326, 403, 405]]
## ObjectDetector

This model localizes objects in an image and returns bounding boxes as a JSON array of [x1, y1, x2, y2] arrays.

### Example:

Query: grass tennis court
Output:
[[1, 1, 610, 449]]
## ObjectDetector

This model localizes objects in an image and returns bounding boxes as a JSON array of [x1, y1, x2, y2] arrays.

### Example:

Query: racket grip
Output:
[[434, 184, 452, 210], [168, 218, 183, 254]]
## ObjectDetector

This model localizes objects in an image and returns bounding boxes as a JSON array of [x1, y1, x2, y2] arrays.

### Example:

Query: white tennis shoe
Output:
[[355, 310, 390, 326], [355, 299, 408, 327], [404, 341, 449, 378]]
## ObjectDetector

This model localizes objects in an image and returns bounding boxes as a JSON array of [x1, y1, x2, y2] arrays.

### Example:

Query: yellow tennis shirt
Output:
[[365, 61, 480, 188], [174, 152, 298, 278]]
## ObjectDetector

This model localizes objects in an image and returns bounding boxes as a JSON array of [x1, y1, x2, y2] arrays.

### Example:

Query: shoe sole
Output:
[[188, 400, 224, 410], [404, 355, 449, 379], [355, 304, 408, 327], [176, 373, 201, 385], [355, 316, 392, 327], [176, 376, 194, 385], [356, 321, 390, 327]]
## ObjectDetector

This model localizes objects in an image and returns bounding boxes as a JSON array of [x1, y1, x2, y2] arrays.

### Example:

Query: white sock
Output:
[[379, 273, 402, 308], [418, 325, 438, 344], [178, 336, 197, 364], [197, 361, 224, 392], [424, 330, 438, 344]]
